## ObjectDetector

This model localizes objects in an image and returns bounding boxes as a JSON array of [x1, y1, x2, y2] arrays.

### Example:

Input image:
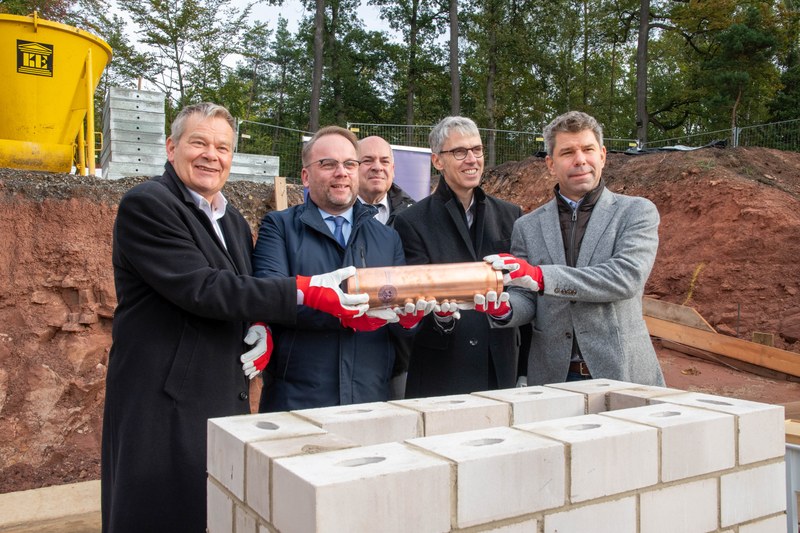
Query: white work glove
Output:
[[472, 291, 512, 319], [341, 308, 399, 331], [240, 322, 273, 380], [394, 298, 436, 329], [296, 266, 369, 318], [484, 253, 544, 292]]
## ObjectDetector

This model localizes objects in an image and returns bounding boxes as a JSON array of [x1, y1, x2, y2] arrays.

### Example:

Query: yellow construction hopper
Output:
[[0, 13, 112, 174]]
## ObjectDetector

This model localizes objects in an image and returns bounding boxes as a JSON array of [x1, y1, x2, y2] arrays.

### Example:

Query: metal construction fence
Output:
[[234, 117, 800, 182]]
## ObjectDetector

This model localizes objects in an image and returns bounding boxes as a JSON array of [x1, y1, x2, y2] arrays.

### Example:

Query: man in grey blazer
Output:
[[483, 111, 665, 386]]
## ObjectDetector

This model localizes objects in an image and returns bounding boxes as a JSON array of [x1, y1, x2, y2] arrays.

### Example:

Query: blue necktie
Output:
[[328, 215, 346, 247]]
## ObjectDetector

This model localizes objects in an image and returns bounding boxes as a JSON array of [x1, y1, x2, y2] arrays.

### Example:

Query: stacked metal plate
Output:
[[100, 87, 166, 179], [229, 152, 279, 184]]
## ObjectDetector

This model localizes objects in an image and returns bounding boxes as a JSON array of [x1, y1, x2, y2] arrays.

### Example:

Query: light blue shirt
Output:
[[187, 189, 228, 248], [318, 206, 354, 244]]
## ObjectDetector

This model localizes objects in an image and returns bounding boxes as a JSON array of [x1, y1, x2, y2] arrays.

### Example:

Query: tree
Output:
[[636, 0, 649, 144]]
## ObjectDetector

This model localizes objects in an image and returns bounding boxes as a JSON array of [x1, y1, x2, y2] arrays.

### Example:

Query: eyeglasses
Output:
[[439, 145, 484, 160], [304, 158, 360, 172]]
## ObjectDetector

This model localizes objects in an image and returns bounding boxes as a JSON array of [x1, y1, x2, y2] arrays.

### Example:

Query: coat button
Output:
[[469, 338, 478, 346], [565, 332, 572, 339], [239, 391, 248, 401]]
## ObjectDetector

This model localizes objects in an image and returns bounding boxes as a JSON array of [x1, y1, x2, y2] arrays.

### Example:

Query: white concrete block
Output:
[[607, 385, 684, 410], [246, 432, 359, 522], [602, 403, 735, 481], [544, 497, 636, 533], [272, 442, 451, 533], [545, 378, 642, 413], [234, 504, 258, 533], [657, 392, 785, 464], [639, 478, 718, 533], [407, 426, 565, 528], [473, 386, 585, 424], [737, 514, 788, 533], [207, 479, 234, 533], [721, 462, 787, 527], [208, 412, 326, 500], [391, 394, 510, 436], [516, 414, 658, 502], [292, 401, 421, 445]]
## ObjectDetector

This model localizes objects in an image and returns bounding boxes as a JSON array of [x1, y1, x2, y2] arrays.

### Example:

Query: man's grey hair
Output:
[[429, 116, 480, 153], [543, 111, 604, 157], [302, 126, 359, 165], [170, 102, 236, 143]]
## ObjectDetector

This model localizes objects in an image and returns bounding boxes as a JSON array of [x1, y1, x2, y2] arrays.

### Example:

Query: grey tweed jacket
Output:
[[502, 187, 666, 386]]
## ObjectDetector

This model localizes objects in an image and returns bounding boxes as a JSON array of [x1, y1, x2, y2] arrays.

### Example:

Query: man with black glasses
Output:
[[393, 116, 526, 397], [251, 126, 429, 411]]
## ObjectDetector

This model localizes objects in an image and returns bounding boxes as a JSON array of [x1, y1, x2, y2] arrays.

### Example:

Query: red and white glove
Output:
[[297, 266, 369, 318], [433, 300, 461, 321], [484, 253, 544, 292], [341, 308, 398, 331], [393, 298, 436, 329], [240, 322, 273, 380], [472, 291, 512, 319]]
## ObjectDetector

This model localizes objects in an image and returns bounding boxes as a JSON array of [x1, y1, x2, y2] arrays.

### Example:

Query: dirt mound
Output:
[[1, 146, 799, 493]]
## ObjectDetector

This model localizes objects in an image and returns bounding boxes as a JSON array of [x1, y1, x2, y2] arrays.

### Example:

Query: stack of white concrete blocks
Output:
[[101, 87, 166, 179], [207, 379, 787, 533]]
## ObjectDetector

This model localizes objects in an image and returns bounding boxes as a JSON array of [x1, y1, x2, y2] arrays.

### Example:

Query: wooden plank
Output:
[[274, 177, 288, 211], [642, 297, 715, 332], [646, 315, 800, 378], [787, 419, 800, 445], [660, 340, 800, 382]]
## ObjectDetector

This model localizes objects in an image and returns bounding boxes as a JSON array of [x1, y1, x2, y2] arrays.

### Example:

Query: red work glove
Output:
[[240, 322, 273, 380], [472, 291, 512, 319], [296, 266, 369, 318], [484, 253, 544, 292], [394, 298, 435, 329], [341, 309, 398, 331]]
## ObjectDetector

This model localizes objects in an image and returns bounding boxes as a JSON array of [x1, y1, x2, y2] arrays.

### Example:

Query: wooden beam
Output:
[[645, 315, 800, 378], [642, 297, 715, 332], [274, 177, 288, 211], [661, 340, 800, 382]]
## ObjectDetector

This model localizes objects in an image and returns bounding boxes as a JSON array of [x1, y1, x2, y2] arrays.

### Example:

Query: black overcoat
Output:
[[392, 178, 523, 397], [101, 163, 297, 533]]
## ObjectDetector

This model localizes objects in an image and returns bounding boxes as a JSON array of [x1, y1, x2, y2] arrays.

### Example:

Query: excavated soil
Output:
[[1, 146, 799, 494]]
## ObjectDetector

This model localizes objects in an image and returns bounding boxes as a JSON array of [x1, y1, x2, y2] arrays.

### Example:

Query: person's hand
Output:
[[240, 322, 273, 380], [341, 308, 398, 331], [434, 299, 461, 321], [472, 291, 511, 319], [296, 266, 369, 318], [394, 298, 435, 329], [484, 253, 544, 292]]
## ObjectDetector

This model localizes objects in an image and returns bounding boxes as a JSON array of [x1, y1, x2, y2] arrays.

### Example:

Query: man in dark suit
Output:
[[392, 116, 525, 398], [357, 134, 417, 399], [102, 103, 367, 533]]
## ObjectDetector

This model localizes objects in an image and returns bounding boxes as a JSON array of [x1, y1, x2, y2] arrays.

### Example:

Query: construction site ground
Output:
[[1, 145, 799, 529]]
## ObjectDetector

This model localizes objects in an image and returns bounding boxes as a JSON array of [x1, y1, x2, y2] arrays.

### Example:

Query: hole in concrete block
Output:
[[434, 400, 466, 405], [337, 456, 386, 467], [463, 438, 504, 447], [515, 391, 544, 396], [696, 399, 733, 406], [255, 421, 280, 430], [566, 423, 602, 431], [650, 411, 681, 418], [337, 409, 373, 415]]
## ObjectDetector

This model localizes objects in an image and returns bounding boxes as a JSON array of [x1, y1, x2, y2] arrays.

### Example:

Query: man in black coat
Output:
[[393, 116, 525, 398], [101, 103, 367, 533], [357, 135, 417, 399]]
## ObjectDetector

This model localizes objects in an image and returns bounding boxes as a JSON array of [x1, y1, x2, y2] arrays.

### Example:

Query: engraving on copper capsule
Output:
[[378, 285, 397, 304]]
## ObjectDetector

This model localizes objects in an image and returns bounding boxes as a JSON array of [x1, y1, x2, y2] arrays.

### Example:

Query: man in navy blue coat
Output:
[[253, 126, 427, 412]]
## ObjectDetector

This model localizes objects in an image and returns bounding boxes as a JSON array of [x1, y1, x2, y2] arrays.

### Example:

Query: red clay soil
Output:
[[1, 146, 799, 494]]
